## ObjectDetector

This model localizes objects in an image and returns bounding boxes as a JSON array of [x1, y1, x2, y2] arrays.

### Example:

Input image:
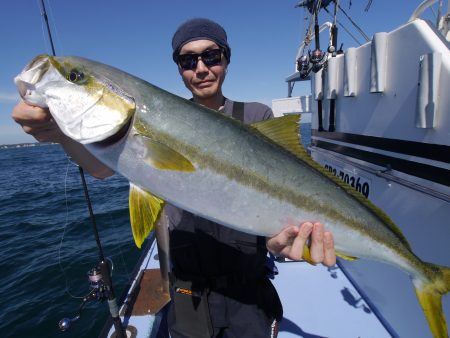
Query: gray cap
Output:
[[172, 18, 231, 63]]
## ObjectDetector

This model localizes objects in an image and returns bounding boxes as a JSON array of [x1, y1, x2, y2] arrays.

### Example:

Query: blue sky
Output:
[[0, 0, 439, 144]]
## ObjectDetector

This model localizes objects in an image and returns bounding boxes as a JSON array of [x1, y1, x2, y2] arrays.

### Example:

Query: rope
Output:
[[323, 7, 362, 45], [337, 2, 370, 42]]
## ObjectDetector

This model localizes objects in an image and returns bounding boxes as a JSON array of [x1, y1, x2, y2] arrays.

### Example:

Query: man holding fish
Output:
[[12, 18, 336, 338]]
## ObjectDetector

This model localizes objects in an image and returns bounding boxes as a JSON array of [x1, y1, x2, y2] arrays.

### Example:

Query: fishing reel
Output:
[[87, 265, 110, 300], [309, 48, 326, 72], [58, 264, 110, 332], [297, 55, 311, 79]]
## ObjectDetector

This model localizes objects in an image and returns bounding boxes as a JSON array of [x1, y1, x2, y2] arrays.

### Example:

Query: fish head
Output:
[[14, 55, 135, 144]]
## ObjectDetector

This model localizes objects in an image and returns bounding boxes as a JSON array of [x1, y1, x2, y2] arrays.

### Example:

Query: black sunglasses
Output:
[[177, 48, 223, 70]]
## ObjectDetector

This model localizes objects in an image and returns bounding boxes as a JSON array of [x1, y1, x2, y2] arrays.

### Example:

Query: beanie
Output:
[[172, 18, 231, 64]]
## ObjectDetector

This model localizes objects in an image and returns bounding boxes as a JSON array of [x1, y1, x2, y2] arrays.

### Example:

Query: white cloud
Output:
[[0, 92, 19, 101]]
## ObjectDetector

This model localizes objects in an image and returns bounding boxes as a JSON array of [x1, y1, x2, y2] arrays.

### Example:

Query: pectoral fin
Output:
[[129, 183, 165, 248], [302, 245, 317, 265], [336, 251, 359, 261], [302, 247, 358, 265], [135, 134, 195, 172]]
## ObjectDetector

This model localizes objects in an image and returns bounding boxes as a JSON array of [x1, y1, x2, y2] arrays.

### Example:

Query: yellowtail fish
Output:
[[14, 55, 450, 338]]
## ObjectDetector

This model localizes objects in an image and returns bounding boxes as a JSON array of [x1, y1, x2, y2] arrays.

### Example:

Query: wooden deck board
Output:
[[121, 268, 170, 316]]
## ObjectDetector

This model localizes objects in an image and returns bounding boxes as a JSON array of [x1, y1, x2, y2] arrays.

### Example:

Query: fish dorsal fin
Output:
[[251, 114, 309, 159], [134, 134, 195, 172], [129, 183, 165, 248], [252, 115, 412, 251]]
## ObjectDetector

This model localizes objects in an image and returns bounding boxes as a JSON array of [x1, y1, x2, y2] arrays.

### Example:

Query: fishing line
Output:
[[337, 2, 370, 41], [58, 158, 117, 299], [46, 0, 65, 55], [39, 0, 56, 55], [38, 0, 91, 302], [323, 7, 362, 46], [57, 157, 90, 299], [37, 0, 51, 54], [301, 6, 314, 49], [105, 211, 131, 280], [364, 0, 373, 12]]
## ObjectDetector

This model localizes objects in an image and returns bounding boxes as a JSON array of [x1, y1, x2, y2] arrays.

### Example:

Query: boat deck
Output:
[[103, 237, 394, 338], [273, 260, 393, 337]]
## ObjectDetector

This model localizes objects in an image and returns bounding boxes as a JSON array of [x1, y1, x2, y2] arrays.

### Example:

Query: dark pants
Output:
[[167, 278, 281, 338]]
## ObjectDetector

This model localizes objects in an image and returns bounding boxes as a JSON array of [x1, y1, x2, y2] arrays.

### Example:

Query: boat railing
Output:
[[409, 0, 450, 39], [409, 0, 441, 22]]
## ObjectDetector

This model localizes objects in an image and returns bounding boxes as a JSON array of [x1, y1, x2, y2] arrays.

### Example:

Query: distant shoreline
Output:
[[0, 142, 57, 149]]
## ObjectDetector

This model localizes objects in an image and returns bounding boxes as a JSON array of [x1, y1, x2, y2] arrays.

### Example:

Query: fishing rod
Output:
[[310, 1, 326, 131], [297, 0, 340, 132], [39, 1, 126, 337], [327, 0, 339, 132]]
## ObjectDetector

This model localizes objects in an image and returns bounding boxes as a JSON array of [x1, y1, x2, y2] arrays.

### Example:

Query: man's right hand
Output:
[[11, 101, 114, 179], [12, 101, 65, 143]]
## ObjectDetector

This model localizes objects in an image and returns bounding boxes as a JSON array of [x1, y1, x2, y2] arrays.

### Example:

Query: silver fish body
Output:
[[15, 55, 450, 338]]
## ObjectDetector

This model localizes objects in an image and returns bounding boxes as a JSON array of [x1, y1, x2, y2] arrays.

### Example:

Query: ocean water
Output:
[[0, 144, 141, 338], [0, 124, 311, 338]]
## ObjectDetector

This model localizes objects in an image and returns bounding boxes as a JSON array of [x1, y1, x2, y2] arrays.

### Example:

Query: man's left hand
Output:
[[266, 222, 336, 267]]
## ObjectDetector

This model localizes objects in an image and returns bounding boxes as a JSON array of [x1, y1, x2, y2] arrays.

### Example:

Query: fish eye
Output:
[[67, 70, 84, 83]]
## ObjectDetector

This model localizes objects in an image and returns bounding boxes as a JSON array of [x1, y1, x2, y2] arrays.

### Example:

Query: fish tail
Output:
[[413, 263, 450, 338]]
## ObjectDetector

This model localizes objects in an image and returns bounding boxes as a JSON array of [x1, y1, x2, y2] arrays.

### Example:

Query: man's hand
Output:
[[266, 222, 336, 267], [11, 100, 114, 179], [12, 101, 65, 143]]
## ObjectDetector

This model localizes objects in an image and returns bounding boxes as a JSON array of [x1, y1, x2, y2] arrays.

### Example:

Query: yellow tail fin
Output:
[[129, 183, 165, 248], [414, 264, 450, 338]]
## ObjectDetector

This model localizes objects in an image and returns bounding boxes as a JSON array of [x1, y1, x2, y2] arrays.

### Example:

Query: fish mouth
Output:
[[14, 55, 51, 106]]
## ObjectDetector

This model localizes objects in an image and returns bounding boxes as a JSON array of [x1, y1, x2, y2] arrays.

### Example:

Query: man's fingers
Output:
[[12, 102, 63, 142], [12, 101, 51, 125], [323, 231, 336, 266], [267, 225, 299, 256], [310, 222, 325, 263], [268, 221, 336, 265], [277, 225, 300, 245], [289, 222, 313, 260], [21, 119, 58, 138]]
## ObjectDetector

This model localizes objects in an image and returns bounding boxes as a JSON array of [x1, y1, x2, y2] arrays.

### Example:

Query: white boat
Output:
[[273, 0, 450, 337], [101, 1, 449, 337]]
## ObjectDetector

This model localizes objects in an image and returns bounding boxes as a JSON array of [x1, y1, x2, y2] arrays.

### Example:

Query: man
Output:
[[12, 18, 335, 338]]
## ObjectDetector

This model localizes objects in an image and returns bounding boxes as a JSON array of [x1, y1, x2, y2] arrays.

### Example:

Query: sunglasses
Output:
[[177, 48, 223, 70]]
